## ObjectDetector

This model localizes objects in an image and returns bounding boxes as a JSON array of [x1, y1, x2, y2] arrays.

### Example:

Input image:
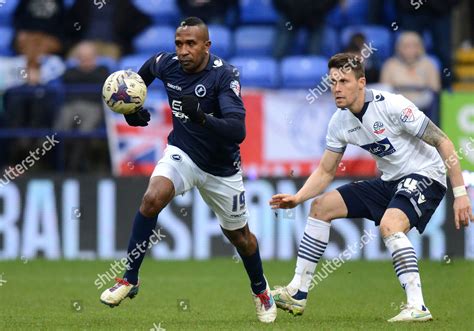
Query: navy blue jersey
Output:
[[141, 52, 245, 177]]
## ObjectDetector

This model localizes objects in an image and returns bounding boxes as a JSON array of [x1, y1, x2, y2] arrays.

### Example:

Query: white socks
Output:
[[383, 232, 425, 309], [288, 217, 330, 294]]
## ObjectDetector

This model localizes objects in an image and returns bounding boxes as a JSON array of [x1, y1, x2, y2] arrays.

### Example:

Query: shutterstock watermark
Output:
[[306, 42, 378, 104], [411, 0, 428, 10], [94, 228, 166, 289], [307, 229, 377, 290], [0, 134, 60, 187]]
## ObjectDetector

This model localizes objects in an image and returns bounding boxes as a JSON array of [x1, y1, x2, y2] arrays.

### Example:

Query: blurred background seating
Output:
[[0, 0, 470, 173]]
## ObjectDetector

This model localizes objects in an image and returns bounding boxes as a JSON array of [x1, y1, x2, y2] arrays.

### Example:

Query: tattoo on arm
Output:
[[421, 120, 448, 147]]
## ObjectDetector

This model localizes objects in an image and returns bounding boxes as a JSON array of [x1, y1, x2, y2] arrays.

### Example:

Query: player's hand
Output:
[[124, 107, 150, 127], [181, 95, 206, 125], [269, 194, 300, 209], [453, 195, 473, 230]]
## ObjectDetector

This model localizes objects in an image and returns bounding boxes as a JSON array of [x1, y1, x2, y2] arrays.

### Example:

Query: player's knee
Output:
[[140, 191, 167, 217], [379, 220, 391, 237], [379, 218, 404, 238], [379, 209, 410, 237], [309, 197, 333, 222]]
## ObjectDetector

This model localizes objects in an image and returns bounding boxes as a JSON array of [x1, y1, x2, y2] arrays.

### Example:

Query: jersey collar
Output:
[[353, 89, 373, 122], [204, 54, 216, 71]]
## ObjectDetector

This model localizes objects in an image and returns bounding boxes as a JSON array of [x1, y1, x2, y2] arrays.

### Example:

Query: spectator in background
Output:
[[344, 32, 381, 84], [66, 0, 151, 58], [272, 0, 338, 59], [54, 42, 109, 172], [13, 0, 65, 83], [381, 32, 440, 114], [2, 53, 65, 170], [177, 0, 238, 25], [396, 0, 461, 89]]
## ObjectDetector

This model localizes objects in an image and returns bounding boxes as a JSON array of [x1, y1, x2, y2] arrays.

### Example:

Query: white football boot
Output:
[[271, 285, 306, 316], [252, 281, 277, 323], [388, 304, 433, 322], [100, 277, 139, 308]]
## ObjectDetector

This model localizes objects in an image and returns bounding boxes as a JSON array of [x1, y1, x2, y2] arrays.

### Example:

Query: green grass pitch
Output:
[[0, 259, 472, 330]]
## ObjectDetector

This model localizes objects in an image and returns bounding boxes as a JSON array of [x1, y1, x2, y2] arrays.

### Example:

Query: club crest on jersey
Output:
[[195, 84, 206, 97], [230, 80, 240, 97], [400, 107, 415, 122], [360, 137, 396, 157], [373, 121, 385, 134]]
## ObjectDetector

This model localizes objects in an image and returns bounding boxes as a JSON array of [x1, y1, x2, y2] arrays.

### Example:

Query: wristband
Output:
[[453, 186, 467, 198]]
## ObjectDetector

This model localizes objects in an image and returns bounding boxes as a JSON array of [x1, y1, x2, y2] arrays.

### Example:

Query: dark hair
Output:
[[180, 16, 206, 28], [328, 53, 365, 79]]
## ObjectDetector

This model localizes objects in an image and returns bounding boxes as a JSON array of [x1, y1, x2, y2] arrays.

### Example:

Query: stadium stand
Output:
[[0, 0, 463, 172], [280, 56, 328, 89], [234, 25, 276, 56], [230, 56, 279, 88]]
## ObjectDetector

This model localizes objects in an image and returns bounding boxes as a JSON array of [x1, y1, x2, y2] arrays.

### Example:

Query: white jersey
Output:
[[326, 89, 446, 187]]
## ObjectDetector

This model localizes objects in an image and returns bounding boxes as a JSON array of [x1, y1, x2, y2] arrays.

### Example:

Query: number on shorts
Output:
[[232, 191, 246, 212]]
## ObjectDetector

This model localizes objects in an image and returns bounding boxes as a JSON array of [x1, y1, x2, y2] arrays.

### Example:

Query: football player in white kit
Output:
[[269, 53, 473, 322]]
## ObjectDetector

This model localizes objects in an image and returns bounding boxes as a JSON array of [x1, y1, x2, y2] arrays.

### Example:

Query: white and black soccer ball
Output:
[[102, 70, 147, 115]]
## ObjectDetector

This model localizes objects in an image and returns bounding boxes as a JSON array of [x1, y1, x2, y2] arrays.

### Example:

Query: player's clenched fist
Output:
[[269, 194, 300, 209], [453, 195, 473, 230]]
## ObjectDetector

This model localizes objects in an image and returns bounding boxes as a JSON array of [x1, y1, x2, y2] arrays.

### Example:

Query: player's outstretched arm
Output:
[[269, 150, 343, 209], [421, 120, 473, 229]]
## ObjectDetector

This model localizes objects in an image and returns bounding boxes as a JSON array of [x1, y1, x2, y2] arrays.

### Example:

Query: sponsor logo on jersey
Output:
[[230, 80, 240, 97], [400, 107, 415, 122], [171, 154, 182, 162], [195, 84, 206, 97], [171, 99, 189, 122], [360, 137, 396, 157], [166, 82, 182, 91], [348, 126, 361, 133], [373, 121, 385, 134]]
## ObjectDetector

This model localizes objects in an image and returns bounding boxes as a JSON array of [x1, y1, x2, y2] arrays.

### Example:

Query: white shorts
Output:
[[151, 145, 249, 231]]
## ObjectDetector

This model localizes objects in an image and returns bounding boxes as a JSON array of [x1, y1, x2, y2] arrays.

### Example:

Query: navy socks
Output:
[[239, 245, 267, 294], [123, 211, 157, 285]]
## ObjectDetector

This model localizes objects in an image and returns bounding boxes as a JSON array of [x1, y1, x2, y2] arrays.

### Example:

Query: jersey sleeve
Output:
[[138, 52, 169, 85], [388, 94, 430, 138], [218, 66, 246, 115], [149, 52, 168, 80], [326, 113, 347, 153]]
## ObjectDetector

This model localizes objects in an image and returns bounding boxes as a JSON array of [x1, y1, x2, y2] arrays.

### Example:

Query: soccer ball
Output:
[[102, 70, 147, 115]]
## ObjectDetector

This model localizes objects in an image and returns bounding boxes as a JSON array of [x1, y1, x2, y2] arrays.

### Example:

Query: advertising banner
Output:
[[0, 176, 470, 260], [441, 92, 474, 171]]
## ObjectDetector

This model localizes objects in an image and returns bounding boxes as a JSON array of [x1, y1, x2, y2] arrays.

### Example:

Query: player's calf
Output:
[[222, 225, 277, 322]]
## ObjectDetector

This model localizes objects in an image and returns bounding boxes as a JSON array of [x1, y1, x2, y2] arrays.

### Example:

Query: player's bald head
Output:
[[177, 17, 209, 41]]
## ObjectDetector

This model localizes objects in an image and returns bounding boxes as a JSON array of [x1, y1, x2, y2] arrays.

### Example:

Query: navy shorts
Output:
[[337, 174, 446, 234]]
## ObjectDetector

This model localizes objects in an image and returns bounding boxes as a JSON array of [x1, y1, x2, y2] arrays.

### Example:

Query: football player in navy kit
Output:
[[100, 17, 277, 323]]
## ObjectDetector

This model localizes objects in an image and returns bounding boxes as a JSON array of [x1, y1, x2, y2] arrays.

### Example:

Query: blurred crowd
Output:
[[0, 0, 469, 172]]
